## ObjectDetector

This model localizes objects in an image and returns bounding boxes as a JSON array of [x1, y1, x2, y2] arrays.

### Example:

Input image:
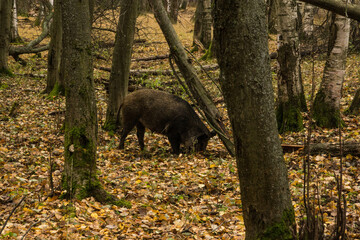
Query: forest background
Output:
[[0, 0, 360, 239]]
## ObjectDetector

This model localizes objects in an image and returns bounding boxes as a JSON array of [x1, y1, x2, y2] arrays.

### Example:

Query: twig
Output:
[[0, 196, 26, 235], [20, 213, 54, 240]]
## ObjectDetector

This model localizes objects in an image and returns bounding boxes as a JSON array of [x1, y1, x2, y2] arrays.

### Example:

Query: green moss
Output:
[[0, 67, 14, 77], [313, 90, 344, 128], [276, 98, 304, 133], [258, 208, 296, 240], [103, 119, 117, 132], [47, 82, 65, 99], [199, 41, 213, 61]]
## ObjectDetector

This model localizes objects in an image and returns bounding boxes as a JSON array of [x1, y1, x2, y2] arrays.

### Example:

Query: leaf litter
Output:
[[0, 7, 360, 240]]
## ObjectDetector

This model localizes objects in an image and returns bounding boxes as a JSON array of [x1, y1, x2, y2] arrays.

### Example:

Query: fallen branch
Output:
[[282, 142, 360, 157], [20, 213, 54, 240], [131, 54, 169, 62], [0, 196, 26, 235], [95, 64, 219, 76]]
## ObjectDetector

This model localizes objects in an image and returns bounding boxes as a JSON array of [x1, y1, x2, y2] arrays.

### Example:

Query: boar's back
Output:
[[121, 89, 210, 137]]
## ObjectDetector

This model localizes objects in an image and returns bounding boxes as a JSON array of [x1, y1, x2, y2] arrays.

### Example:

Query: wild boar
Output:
[[118, 89, 215, 154]]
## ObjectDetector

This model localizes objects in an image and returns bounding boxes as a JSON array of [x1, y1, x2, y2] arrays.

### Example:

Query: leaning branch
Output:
[[299, 0, 360, 21], [9, 11, 53, 56]]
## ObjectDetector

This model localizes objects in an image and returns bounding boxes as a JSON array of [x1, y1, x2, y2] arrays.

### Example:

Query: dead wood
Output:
[[282, 142, 360, 157]]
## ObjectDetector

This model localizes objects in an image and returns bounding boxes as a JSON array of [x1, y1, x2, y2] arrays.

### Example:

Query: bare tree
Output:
[[104, 0, 138, 131], [61, 0, 120, 204], [313, 13, 350, 127], [276, 0, 306, 133], [213, 0, 296, 239], [44, 0, 63, 95], [0, 0, 12, 75], [193, 0, 211, 49]]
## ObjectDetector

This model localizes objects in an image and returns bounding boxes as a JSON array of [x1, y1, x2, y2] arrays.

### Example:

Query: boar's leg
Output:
[[119, 121, 137, 149], [167, 132, 181, 154], [136, 123, 145, 150]]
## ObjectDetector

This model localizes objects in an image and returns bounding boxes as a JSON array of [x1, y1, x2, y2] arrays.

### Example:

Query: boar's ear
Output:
[[209, 131, 216, 138]]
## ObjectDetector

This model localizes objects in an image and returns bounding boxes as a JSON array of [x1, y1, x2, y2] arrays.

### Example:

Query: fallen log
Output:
[[282, 142, 360, 157], [95, 64, 219, 76]]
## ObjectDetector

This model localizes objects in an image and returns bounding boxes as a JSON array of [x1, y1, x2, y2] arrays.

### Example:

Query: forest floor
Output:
[[1, 7, 360, 240]]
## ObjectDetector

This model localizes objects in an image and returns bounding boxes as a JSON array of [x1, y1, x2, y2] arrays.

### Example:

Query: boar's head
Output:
[[184, 130, 216, 152]]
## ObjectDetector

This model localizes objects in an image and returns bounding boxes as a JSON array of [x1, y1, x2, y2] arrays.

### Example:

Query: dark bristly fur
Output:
[[118, 89, 215, 154]]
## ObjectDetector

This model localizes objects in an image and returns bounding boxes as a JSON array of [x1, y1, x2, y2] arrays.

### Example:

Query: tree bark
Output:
[[44, 0, 63, 95], [104, 0, 138, 131], [302, 3, 315, 39], [61, 0, 116, 204], [213, 0, 297, 239], [10, 0, 21, 42], [276, 0, 306, 133], [313, 13, 350, 128], [149, 0, 235, 156], [0, 0, 11, 74], [347, 88, 360, 115], [299, 0, 360, 21], [192, 0, 211, 49]]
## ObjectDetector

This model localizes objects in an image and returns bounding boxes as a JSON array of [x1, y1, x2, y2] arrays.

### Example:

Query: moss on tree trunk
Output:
[[276, 96, 304, 133], [313, 90, 343, 128]]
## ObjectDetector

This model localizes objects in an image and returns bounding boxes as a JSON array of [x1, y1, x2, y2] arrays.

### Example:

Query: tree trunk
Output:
[[213, 0, 296, 239], [276, 0, 306, 133], [61, 0, 115, 203], [302, 3, 315, 39], [299, 0, 360, 21], [104, 0, 138, 131], [10, 0, 21, 42], [44, 0, 63, 95], [169, 0, 179, 23], [267, 0, 279, 34], [347, 88, 360, 115], [0, 0, 11, 75], [313, 13, 350, 128], [192, 0, 211, 49], [149, 0, 235, 156]]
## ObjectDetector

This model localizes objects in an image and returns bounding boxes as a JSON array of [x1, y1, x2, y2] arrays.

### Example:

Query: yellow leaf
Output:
[[23, 207, 33, 213], [41, 167, 47, 172], [210, 164, 216, 168], [136, 179, 142, 184], [91, 212, 98, 219]]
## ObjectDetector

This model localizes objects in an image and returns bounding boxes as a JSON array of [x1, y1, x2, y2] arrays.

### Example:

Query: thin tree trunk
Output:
[[302, 3, 315, 39], [104, 0, 138, 131], [61, 0, 117, 203], [169, 0, 179, 23], [10, 0, 21, 42], [0, 0, 11, 74], [44, 0, 63, 95], [213, 0, 297, 239], [268, 0, 279, 34], [347, 88, 360, 115], [313, 13, 350, 128], [276, 0, 306, 133], [149, 0, 235, 156], [192, 0, 211, 49]]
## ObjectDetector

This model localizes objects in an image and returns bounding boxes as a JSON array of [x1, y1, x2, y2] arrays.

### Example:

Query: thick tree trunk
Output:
[[61, 0, 116, 204], [313, 13, 350, 128], [0, 0, 11, 74], [104, 0, 138, 131], [149, 0, 235, 156], [276, 0, 306, 133], [213, 1, 296, 239], [44, 0, 63, 95]]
